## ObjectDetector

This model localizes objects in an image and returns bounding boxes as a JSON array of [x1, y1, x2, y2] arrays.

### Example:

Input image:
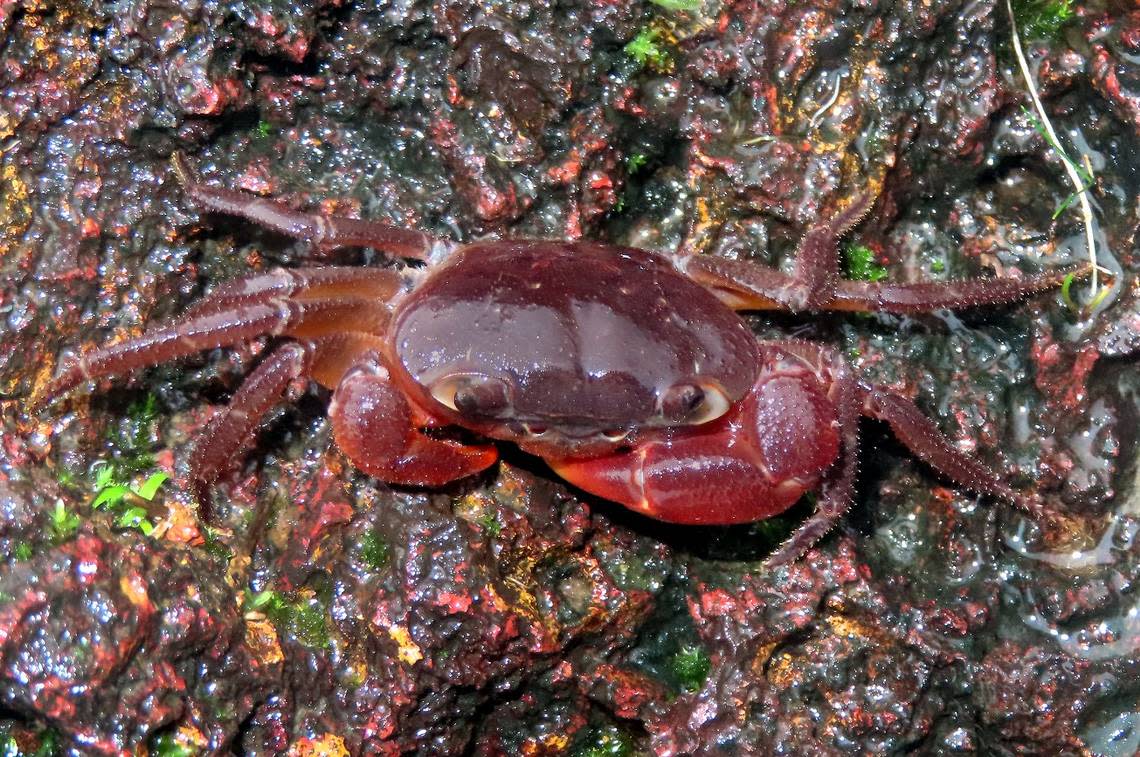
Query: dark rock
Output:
[[1, 0, 1136, 752]]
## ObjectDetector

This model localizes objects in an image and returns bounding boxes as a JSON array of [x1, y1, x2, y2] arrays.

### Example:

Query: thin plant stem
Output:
[[1006, 0, 1099, 296]]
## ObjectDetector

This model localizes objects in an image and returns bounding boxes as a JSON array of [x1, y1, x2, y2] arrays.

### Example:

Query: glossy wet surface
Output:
[[393, 241, 758, 441], [0, 0, 1138, 753]]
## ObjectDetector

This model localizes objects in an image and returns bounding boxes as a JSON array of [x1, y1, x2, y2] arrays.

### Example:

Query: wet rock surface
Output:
[[0, 0, 1137, 754]]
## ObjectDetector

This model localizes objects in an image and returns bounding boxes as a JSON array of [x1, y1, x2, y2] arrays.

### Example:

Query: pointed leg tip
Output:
[[26, 383, 54, 413], [27, 392, 53, 414], [761, 550, 797, 570], [170, 151, 195, 187], [190, 479, 214, 524], [762, 525, 827, 569], [1013, 490, 1067, 529], [30, 368, 82, 413]]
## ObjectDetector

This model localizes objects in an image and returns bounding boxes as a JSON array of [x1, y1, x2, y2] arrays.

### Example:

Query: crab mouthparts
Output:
[[502, 419, 630, 442]]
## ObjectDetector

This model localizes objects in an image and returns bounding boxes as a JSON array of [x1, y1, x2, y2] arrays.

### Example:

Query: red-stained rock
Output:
[[0, 0, 1136, 753]]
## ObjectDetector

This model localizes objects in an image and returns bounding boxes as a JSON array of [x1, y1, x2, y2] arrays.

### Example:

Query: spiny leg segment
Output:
[[171, 152, 452, 261], [186, 330, 498, 513], [691, 258, 1086, 314], [42, 152, 494, 516], [184, 331, 392, 513], [763, 341, 862, 566], [37, 266, 398, 404], [678, 192, 1080, 561], [188, 341, 312, 515], [685, 193, 1091, 314], [181, 266, 403, 318], [38, 266, 404, 512], [761, 340, 1051, 566], [861, 387, 1051, 521], [788, 193, 876, 309]]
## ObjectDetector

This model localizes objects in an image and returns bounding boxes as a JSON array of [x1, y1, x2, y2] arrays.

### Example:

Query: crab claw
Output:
[[331, 361, 497, 486], [551, 374, 842, 525]]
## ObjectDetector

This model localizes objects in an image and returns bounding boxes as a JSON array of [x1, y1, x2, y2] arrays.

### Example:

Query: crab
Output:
[[39, 153, 1082, 565]]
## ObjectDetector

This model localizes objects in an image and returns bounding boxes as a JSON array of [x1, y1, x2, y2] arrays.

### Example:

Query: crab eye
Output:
[[430, 374, 510, 417], [660, 382, 731, 425]]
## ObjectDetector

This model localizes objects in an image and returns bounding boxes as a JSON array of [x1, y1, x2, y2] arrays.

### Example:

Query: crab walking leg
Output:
[[789, 193, 877, 309], [182, 266, 402, 319], [764, 344, 863, 566], [187, 341, 312, 516], [766, 344, 1044, 562], [680, 193, 873, 310], [302, 332, 390, 390], [172, 153, 448, 261], [826, 266, 1088, 314], [686, 255, 1089, 314], [189, 332, 408, 513], [683, 259, 804, 310], [38, 296, 392, 405], [863, 387, 1049, 519], [329, 354, 498, 486]]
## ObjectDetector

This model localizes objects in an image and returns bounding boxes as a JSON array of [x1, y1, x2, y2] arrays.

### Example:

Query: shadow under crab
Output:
[[38, 153, 1085, 565]]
